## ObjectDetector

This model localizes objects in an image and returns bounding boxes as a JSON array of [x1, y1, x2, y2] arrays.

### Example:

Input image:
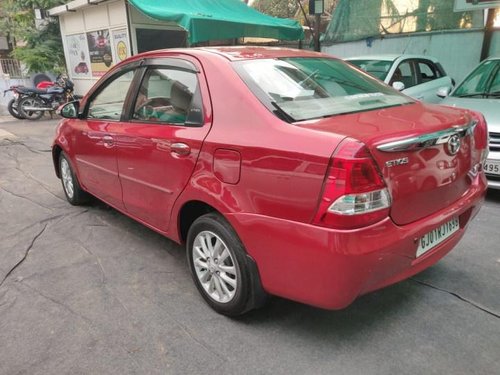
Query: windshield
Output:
[[235, 57, 412, 122], [452, 59, 500, 98], [347, 59, 393, 80]]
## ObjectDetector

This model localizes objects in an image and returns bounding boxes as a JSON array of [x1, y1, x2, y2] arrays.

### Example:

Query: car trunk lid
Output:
[[298, 103, 480, 225]]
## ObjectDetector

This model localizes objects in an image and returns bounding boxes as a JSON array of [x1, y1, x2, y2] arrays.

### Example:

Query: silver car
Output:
[[347, 54, 454, 103], [440, 57, 500, 189]]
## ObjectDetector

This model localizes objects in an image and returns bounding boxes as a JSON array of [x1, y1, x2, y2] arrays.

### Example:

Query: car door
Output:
[[108, 57, 212, 232], [413, 59, 452, 103], [73, 67, 137, 209]]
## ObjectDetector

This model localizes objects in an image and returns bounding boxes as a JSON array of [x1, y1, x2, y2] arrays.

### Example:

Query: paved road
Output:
[[1, 118, 499, 375]]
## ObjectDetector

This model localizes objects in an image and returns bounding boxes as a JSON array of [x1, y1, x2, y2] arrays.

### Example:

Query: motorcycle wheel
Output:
[[7, 98, 25, 120], [18, 97, 45, 121]]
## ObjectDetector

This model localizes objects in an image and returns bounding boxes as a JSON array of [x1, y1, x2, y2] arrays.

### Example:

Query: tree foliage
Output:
[[0, 0, 66, 73], [252, 0, 299, 18]]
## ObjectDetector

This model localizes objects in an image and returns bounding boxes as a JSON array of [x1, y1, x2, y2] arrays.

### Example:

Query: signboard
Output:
[[66, 33, 91, 78], [86, 29, 113, 77], [111, 29, 130, 64], [454, 0, 500, 11]]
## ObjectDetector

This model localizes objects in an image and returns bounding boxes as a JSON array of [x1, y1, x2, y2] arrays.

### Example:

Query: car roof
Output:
[[132, 46, 329, 62], [346, 54, 440, 62]]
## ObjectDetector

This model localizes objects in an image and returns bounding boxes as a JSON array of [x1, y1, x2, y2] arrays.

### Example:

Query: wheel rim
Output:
[[60, 158, 74, 199], [192, 231, 238, 304], [21, 98, 43, 119]]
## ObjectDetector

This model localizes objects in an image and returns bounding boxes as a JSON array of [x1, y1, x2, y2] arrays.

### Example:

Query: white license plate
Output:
[[484, 159, 500, 176], [416, 217, 460, 257]]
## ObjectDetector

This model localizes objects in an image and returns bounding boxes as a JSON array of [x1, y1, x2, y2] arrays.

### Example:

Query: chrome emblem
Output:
[[385, 157, 409, 168], [447, 135, 461, 155]]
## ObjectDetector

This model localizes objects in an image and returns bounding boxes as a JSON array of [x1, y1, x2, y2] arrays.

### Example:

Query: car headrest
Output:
[[170, 81, 193, 112]]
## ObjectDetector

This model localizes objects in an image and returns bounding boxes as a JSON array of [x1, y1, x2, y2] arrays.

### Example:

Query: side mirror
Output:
[[392, 81, 405, 91], [436, 86, 451, 98], [58, 101, 79, 119]]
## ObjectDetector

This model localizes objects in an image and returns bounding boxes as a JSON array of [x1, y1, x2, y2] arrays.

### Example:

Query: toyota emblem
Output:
[[447, 134, 461, 155]]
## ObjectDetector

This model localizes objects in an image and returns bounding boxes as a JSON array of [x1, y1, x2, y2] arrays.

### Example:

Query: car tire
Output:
[[187, 213, 267, 316], [7, 99, 24, 119], [59, 152, 89, 205]]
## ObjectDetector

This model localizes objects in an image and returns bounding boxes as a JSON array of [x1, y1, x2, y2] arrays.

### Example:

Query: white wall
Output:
[[323, 29, 499, 83], [58, 0, 129, 95]]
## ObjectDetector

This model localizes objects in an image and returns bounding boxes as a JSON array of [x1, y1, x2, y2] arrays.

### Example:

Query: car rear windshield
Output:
[[235, 57, 412, 122], [347, 59, 393, 80]]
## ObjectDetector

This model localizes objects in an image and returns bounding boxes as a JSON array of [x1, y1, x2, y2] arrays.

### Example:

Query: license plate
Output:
[[416, 217, 460, 257], [484, 159, 500, 176]]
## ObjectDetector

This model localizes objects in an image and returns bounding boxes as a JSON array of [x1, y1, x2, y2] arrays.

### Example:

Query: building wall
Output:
[[127, 5, 185, 54], [58, 0, 129, 95], [323, 29, 500, 83]]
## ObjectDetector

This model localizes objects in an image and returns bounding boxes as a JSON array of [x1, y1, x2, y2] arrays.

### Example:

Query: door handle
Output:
[[103, 135, 114, 148], [171, 142, 190, 156]]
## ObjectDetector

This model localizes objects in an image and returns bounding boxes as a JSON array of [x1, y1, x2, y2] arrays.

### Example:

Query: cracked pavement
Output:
[[0, 118, 499, 375]]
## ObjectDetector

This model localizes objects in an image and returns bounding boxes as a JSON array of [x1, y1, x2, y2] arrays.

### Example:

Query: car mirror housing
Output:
[[58, 101, 80, 119], [436, 86, 451, 98], [392, 81, 405, 91]]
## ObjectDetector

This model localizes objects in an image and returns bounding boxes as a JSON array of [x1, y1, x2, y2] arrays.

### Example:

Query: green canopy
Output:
[[128, 0, 304, 45]]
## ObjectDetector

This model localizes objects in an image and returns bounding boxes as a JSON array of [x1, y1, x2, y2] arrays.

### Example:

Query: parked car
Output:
[[347, 54, 454, 103], [53, 47, 487, 316], [439, 56, 500, 189]]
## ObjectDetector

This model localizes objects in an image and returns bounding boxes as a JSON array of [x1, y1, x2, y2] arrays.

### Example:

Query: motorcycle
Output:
[[18, 75, 77, 121], [3, 80, 55, 120]]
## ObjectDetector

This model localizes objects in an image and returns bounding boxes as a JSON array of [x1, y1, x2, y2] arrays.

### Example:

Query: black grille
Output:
[[489, 132, 500, 152]]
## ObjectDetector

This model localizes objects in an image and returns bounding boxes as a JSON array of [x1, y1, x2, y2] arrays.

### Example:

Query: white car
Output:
[[440, 57, 500, 189], [346, 54, 454, 103]]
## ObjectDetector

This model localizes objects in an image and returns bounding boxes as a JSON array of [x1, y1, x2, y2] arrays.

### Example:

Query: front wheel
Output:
[[59, 152, 89, 205], [187, 213, 267, 316], [7, 98, 24, 119], [18, 96, 45, 120]]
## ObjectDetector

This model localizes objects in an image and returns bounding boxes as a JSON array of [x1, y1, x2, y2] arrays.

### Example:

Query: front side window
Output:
[[235, 57, 413, 122], [132, 67, 198, 124], [391, 61, 416, 88], [87, 70, 135, 120], [452, 60, 500, 98]]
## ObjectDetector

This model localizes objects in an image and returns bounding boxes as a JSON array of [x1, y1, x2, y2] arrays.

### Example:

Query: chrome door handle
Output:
[[171, 142, 190, 156], [103, 135, 114, 148]]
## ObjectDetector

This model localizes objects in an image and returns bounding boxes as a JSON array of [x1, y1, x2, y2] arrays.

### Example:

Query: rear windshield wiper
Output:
[[271, 102, 296, 123]]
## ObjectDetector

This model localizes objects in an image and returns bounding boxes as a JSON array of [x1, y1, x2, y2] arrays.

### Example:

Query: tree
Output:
[[0, 0, 66, 73], [252, 0, 299, 18]]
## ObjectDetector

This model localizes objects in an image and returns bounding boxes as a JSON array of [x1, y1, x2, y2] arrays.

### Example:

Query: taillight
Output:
[[313, 138, 391, 229]]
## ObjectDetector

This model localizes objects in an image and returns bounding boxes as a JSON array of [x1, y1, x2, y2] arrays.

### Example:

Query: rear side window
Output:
[[132, 67, 198, 124], [235, 57, 412, 122], [417, 61, 440, 82]]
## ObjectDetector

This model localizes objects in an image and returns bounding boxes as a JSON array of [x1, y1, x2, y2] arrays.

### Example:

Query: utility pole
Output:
[[309, 0, 324, 52], [480, 8, 496, 61]]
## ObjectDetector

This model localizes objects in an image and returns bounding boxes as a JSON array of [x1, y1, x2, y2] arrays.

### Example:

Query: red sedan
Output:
[[53, 47, 487, 315]]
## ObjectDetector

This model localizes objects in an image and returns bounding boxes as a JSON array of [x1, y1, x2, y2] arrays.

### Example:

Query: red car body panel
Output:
[[53, 47, 487, 310]]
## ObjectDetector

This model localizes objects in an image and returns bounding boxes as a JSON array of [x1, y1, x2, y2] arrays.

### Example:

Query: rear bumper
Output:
[[227, 174, 486, 310]]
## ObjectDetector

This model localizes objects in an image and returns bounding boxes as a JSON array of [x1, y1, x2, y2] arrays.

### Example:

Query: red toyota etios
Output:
[[53, 47, 487, 316]]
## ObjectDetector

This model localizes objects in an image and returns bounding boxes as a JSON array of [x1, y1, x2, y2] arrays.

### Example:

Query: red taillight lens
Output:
[[313, 138, 391, 229]]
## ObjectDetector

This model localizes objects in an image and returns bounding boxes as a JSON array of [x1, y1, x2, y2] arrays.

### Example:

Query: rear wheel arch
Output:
[[178, 200, 218, 244]]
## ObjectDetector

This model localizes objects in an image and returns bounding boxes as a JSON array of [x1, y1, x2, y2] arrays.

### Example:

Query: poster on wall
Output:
[[112, 29, 130, 64], [66, 33, 91, 78], [87, 29, 113, 77]]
